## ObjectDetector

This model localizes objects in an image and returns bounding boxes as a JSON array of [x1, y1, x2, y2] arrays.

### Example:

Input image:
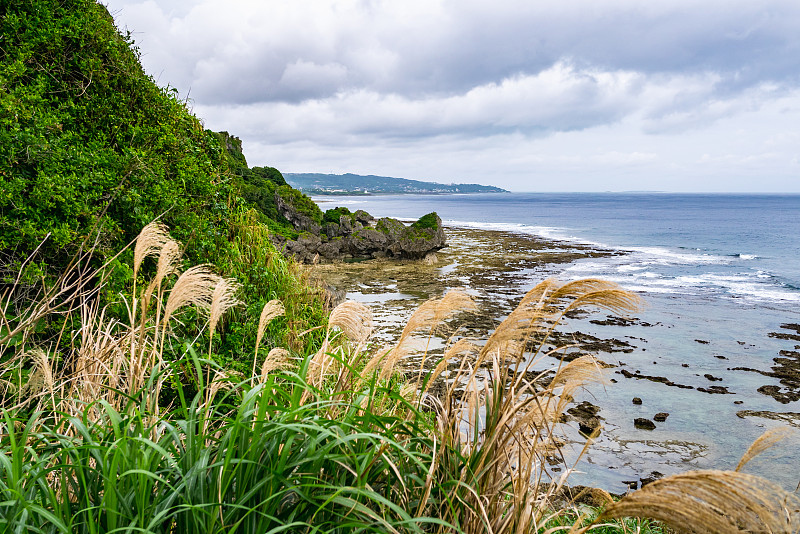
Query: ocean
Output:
[[313, 192, 800, 492]]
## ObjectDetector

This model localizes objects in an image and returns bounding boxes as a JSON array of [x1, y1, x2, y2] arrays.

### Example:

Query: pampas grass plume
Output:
[[133, 222, 170, 277]]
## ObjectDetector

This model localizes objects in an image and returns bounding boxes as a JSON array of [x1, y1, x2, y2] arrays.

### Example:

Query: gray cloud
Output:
[[105, 0, 800, 191]]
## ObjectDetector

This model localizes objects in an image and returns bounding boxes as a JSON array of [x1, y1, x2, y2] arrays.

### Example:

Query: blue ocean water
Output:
[[321, 193, 800, 304], [320, 193, 800, 491]]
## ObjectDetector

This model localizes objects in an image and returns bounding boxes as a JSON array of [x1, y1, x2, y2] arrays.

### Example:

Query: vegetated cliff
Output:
[[0, 0, 443, 283], [0, 0, 234, 280], [0, 0, 330, 361]]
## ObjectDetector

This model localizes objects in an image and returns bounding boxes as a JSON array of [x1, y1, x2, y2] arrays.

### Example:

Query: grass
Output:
[[1, 223, 798, 533]]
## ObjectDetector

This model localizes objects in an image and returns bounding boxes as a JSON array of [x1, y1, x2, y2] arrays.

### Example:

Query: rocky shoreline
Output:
[[309, 221, 800, 493]]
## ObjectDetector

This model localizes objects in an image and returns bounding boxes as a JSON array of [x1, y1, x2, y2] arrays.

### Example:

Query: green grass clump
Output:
[[323, 206, 354, 225], [411, 212, 439, 231]]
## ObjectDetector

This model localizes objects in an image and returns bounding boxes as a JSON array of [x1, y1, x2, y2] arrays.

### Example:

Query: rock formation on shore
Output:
[[271, 195, 447, 263]]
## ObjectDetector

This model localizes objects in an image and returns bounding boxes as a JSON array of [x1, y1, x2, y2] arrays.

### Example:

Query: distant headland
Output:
[[285, 172, 508, 195]]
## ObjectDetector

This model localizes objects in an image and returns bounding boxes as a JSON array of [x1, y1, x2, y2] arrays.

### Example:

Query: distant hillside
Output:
[[285, 173, 507, 194]]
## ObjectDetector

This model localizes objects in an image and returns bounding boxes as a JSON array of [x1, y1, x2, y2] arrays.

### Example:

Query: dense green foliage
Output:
[[278, 184, 324, 224], [322, 206, 353, 224], [411, 212, 440, 231], [0, 0, 231, 281], [0, 0, 328, 361]]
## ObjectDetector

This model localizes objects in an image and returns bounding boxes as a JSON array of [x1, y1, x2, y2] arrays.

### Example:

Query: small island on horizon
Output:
[[285, 172, 508, 195]]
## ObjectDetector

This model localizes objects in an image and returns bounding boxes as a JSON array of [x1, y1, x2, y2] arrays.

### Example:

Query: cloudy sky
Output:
[[104, 0, 800, 192]]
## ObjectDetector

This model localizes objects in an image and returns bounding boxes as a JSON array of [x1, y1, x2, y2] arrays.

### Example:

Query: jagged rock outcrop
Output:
[[273, 196, 446, 262], [275, 193, 321, 235]]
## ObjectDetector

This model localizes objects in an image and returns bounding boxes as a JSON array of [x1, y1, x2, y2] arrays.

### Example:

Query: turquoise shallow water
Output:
[[316, 193, 800, 492]]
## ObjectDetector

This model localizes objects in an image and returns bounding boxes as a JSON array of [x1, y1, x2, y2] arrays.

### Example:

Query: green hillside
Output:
[[0, 0, 326, 359], [286, 172, 508, 194]]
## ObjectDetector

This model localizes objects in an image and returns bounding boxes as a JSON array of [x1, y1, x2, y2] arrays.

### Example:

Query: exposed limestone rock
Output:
[[275, 193, 320, 235], [634, 418, 656, 430], [274, 201, 446, 263]]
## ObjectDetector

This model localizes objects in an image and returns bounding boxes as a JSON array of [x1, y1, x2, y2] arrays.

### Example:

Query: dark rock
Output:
[[353, 209, 374, 225], [695, 339, 710, 344], [389, 214, 447, 259], [590, 316, 639, 327], [704, 373, 723, 382], [697, 385, 734, 394], [275, 193, 320, 234], [277, 206, 447, 263], [323, 222, 341, 237], [317, 239, 342, 259], [620, 369, 694, 389], [566, 401, 603, 436], [634, 418, 656, 430], [632, 397, 642, 405], [640, 471, 664, 487], [757, 385, 800, 404], [342, 228, 388, 256], [375, 217, 406, 241], [653, 412, 669, 422]]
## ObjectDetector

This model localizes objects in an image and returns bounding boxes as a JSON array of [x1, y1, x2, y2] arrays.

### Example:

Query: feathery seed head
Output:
[[163, 265, 221, 324], [328, 300, 373, 345], [209, 277, 241, 338], [260, 348, 290, 382], [255, 300, 285, 356], [133, 222, 170, 277], [599, 470, 800, 533]]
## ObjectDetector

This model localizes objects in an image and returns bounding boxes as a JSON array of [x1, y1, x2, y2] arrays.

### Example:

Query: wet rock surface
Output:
[[736, 410, 800, 428], [732, 323, 800, 404], [634, 418, 656, 430], [565, 401, 604, 436]]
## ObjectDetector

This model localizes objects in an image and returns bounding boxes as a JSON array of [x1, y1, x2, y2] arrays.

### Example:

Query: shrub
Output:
[[323, 206, 353, 225], [411, 212, 439, 231]]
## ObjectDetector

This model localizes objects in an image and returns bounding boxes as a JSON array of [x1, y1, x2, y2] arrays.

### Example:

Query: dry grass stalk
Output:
[[163, 265, 221, 325], [306, 300, 373, 390], [142, 239, 182, 307], [425, 279, 640, 534], [421, 338, 481, 396], [132, 222, 171, 278], [735, 426, 794, 473], [595, 470, 800, 534], [260, 347, 290, 383], [209, 277, 241, 344], [252, 299, 286, 377], [375, 290, 475, 382]]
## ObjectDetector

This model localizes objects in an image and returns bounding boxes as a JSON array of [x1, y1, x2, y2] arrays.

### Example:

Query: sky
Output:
[[104, 0, 800, 192]]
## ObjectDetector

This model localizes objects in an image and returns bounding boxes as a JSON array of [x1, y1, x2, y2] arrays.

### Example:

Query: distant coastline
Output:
[[286, 172, 508, 195]]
